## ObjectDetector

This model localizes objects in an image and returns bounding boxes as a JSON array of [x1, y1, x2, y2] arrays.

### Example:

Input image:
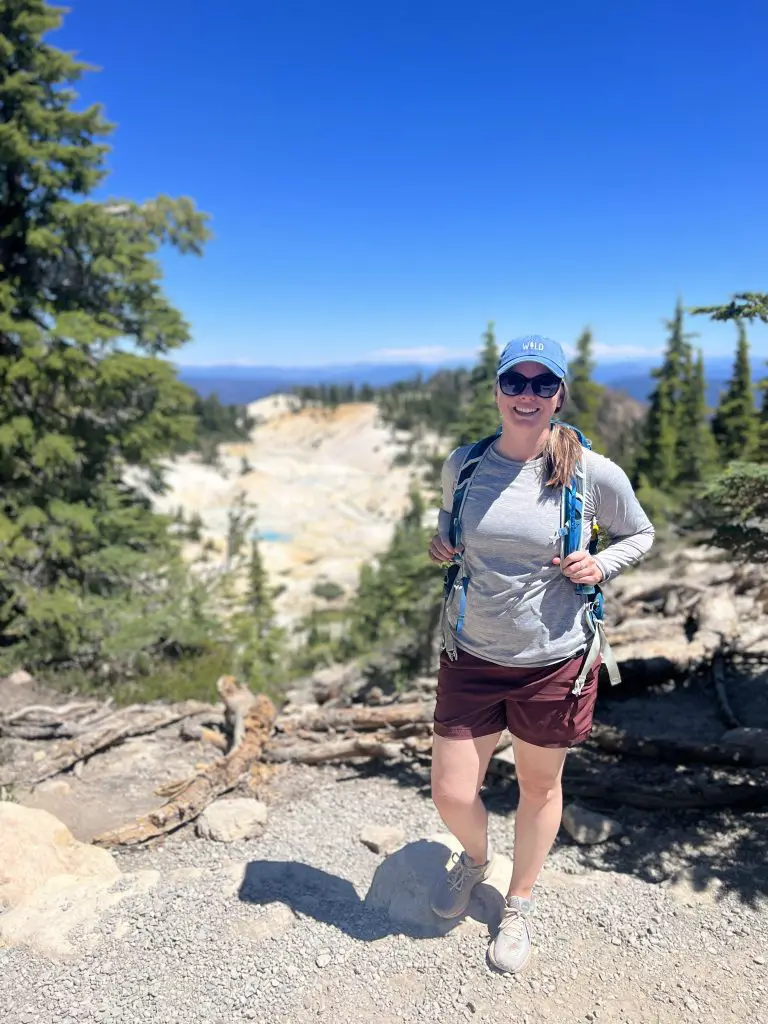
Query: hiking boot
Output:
[[430, 848, 492, 919], [487, 895, 534, 974]]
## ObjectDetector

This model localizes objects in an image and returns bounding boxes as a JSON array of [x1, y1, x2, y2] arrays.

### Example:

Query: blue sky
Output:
[[56, 1, 767, 366]]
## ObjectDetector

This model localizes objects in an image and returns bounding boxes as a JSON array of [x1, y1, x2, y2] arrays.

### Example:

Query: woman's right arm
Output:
[[428, 448, 465, 564]]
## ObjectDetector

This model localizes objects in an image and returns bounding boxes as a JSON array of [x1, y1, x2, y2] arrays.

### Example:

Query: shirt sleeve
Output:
[[588, 454, 655, 582]]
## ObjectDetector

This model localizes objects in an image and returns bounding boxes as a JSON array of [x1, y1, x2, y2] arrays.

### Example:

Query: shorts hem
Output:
[[507, 725, 594, 749], [433, 722, 505, 740]]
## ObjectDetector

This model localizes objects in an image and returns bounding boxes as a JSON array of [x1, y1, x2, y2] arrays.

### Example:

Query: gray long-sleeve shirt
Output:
[[438, 442, 655, 667]]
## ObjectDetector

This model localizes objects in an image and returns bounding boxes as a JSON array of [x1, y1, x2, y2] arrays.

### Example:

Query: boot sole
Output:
[[429, 900, 471, 920]]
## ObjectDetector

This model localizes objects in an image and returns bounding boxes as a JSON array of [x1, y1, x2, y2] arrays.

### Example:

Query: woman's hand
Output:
[[552, 551, 604, 585], [428, 532, 462, 565]]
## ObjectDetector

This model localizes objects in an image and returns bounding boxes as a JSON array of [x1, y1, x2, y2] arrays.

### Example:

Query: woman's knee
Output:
[[520, 774, 561, 806], [430, 732, 500, 813], [430, 773, 478, 813], [512, 737, 567, 803], [516, 770, 562, 803]]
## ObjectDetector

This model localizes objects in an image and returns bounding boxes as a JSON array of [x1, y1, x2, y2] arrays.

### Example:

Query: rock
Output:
[[230, 902, 296, 942], [0, 869, 158, 959], [315, 953, 332, 968], [561, 803, 623, 845], [364, 833, 512, 936], [196, 797, 268, 842], [719, 727, 768, 766], [33, 778, 72, 797], [695, 590, 740, 642], [359, 824, 405, 855], [0, 803, 120, 909], [311, 662, 365, 704], [6, 669, 33, 686]]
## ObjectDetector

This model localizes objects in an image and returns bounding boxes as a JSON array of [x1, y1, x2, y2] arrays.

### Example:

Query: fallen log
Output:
[[563, 777, 768, 810], [93, 691, 277, 847], [265, 734, 403, 765], [0, 699, 111, 740], [588, 723, 768, 767], [296, 701, 434, 733], [0, 700, 216, 786], [487, 751, 768, 809]]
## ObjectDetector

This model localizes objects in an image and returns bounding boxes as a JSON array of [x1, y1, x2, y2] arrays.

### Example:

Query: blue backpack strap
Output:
[[554, 421, 622, 693], [441, 433, 497, 658], [448, 434, 498, 548]]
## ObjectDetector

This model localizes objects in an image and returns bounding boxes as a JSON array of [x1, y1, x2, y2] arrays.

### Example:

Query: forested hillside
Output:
[[1, 2, 766, 704]]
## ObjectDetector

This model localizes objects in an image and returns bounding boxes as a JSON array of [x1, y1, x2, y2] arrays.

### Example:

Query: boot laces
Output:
[[446, 852, 472, 892]]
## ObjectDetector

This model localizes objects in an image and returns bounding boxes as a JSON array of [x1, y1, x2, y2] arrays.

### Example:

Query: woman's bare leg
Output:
[[507, 736, 568, 898], [431, 731, 502, 863]]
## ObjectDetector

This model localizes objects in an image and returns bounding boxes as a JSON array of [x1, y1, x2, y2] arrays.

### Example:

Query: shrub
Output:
[[312, 579, 346, 601]]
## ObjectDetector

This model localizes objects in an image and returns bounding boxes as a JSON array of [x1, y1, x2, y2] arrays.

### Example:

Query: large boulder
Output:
[[0, 869, 157, 959], [364, 832, 512, 937], [720, 727, 768, 766], [0, 802, 120, 909]]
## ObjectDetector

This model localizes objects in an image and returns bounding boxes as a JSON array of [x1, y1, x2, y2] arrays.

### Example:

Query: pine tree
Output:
[[757, 369, 768, 463], [711, 323, 758, 461], [0, 3, 211, 670], [566, 327, 600, 440], [246, 537, 273, 631], [636, 300, 693, 489], [695, 462, 768, 562], [453, 322, 500, 445], [691, 292, 768, 324], [638, 380, 677, 489], [676, 349, 717, 484]]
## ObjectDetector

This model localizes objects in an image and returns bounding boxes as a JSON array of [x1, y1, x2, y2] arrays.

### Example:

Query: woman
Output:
[[427, 334, 654, 975]]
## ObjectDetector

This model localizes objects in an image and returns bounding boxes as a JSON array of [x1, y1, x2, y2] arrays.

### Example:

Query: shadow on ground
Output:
[[238, 838, 505, 940], [337, 728, 768, 909]]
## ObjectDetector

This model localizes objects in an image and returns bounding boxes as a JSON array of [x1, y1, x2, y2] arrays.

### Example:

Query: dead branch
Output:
[[217, 674, 258, 750], [562, 778, 768, 810], [2, 700, 103, 724], [0, 699, 111, 740], [712, 653, 741, 729], [93, 693, 277, 847], [487, 748, 768, 809], [587, 723, 768, 767], [265, 734, 403, 765], [296, 701, 434, 733], [0, 700, 216, 786], [179, 716, 228, 749]]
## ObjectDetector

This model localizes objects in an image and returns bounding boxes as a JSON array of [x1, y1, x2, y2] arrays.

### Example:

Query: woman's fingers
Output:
[[555, 552, 603, 584], [428, 534, 460, 563]]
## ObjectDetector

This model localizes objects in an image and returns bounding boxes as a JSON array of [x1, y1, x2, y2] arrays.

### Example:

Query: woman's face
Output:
[[494, 360, 564, 433]]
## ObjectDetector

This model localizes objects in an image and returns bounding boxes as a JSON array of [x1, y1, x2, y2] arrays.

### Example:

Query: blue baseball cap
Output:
[[496, 335, 568, 379]]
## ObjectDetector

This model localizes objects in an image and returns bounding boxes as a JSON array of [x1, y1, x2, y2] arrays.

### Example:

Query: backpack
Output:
[[440, 422, 621, 696]]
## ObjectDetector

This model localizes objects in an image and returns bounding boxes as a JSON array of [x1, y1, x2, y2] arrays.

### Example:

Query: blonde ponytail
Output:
[[543, 382, 583, 488]]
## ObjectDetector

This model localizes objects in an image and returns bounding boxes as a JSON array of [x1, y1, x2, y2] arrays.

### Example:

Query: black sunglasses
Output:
[[497, 370, 563, 398]]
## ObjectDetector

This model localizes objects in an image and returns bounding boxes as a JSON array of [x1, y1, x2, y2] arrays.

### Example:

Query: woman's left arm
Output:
[[590, 456, 656, 583]]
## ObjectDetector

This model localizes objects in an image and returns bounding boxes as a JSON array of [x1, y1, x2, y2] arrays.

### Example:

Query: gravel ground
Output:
[[2, 761, 767, 1024]]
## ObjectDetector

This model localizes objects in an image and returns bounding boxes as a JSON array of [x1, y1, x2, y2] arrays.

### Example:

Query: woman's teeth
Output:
[[513, 407, 538, 416]]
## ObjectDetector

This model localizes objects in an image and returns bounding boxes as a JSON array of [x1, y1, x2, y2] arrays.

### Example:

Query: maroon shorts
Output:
[[434, 647, 600, 748]]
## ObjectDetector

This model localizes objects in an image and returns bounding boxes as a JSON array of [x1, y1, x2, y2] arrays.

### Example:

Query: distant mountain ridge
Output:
[[178, 355, 766, 407]]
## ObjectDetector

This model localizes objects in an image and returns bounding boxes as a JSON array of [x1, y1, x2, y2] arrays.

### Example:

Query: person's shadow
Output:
[[237, 838, 506, 941]]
